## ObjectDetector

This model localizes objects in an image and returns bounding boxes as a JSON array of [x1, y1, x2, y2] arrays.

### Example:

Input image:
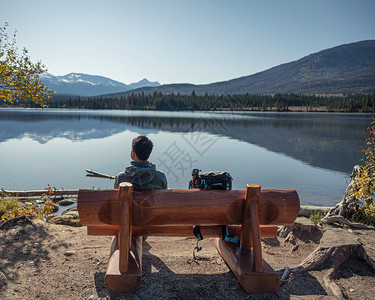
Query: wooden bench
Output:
[[77, 183, 299, 294]]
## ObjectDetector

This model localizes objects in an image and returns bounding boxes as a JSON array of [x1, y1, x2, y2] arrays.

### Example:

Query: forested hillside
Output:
[[6, 92, 373, 112]]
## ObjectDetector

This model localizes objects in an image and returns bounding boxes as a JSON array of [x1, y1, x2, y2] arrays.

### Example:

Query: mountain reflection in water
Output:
[[0, 109, 369, 174]]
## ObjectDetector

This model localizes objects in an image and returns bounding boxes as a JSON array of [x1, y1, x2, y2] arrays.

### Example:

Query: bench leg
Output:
[[105, 236, 143, 293], [216, 184, 279, 293], [118, 182, 133, 273], [214, 238, 279, 293]]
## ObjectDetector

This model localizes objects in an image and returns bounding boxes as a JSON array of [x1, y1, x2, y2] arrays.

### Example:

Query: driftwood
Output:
[[323, 165, 360, 218], [292, 229, 375, 299], [85, 169, 115, 179], [299, 206, 332, 217], [1, 169, 114, 198], [0, 188, 78, 198], [321, 215, 370, 229], [322, 165, 374, 229]]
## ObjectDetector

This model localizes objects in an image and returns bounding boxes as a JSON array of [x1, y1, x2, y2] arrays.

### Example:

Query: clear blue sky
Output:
[[1, 0, 374, 85]]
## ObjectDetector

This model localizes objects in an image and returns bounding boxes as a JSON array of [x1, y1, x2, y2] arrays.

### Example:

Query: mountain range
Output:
[[46, 40, 375, 97], [112, 40, 375, 96], [40, 73, 160, 97]]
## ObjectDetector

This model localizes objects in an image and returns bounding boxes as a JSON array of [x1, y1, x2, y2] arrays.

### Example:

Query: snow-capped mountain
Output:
[[40, 72, 160, 96]]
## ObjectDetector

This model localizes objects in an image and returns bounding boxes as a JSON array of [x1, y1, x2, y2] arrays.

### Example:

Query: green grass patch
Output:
[[0, 197, 20, 217], [309, 211, 324, 224]]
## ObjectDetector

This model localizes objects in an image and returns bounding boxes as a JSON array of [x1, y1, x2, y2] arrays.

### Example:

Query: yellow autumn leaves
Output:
[[0, 198, 54, 224], [350, 119, 375, 225], [0, 22, 55, 107]]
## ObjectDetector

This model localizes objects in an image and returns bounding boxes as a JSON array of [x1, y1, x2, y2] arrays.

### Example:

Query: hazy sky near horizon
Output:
[[1, 0, 374, 85]]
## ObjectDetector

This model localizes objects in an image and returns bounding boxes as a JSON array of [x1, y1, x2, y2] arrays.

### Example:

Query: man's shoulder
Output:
[[156, 169, 167, 179], [156, 168, 166, 175], [154, 169, 167, 189], [115, 171, 126, 179]]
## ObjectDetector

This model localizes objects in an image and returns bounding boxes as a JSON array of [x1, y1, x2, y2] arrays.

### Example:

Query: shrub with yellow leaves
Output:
[[0, 22, 55, 107], [351, 118, 375, 226], [0, 184, 55, 224]]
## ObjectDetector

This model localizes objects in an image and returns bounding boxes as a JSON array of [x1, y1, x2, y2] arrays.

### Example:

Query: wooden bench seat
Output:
[[78, 183, 300, 294]]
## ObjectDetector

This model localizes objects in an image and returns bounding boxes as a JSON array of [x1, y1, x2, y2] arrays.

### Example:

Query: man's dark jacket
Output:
[[114, 161, 167, 190]]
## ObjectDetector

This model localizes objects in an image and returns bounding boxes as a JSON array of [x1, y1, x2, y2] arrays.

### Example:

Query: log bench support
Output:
[[104, 183, 143, 292], [215, 184, 279, 293], [78, 182, 299, 294], [105, 235, 142, 292]]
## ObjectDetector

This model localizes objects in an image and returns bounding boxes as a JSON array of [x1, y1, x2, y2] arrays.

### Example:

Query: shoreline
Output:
[[0, 105, 374, 113]]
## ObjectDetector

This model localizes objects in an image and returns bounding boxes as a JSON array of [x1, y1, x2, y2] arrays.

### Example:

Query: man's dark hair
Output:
[[132, 136, 153, 161]]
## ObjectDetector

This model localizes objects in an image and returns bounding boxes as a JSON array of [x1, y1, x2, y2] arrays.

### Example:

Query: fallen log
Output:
[[0, 189, 78, 197], [299, 205, 332, 217]]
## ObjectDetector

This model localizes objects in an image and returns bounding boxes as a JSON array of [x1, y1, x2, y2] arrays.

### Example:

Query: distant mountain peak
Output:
[[128, 78, 161, 90], [41, 73, 161, 96], [40, 72, 56, 79], [138, 78, 152, 83]]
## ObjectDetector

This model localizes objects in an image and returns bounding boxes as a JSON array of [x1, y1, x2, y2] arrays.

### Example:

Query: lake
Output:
[[0, 108, 372, 206]]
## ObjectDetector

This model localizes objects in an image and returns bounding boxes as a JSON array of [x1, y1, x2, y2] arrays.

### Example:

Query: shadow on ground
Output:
[[94, 240, 328, 300], [0, 217, 69, 284]]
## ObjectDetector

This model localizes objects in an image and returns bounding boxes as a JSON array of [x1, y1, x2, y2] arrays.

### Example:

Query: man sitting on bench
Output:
[[114, 136, 167, 190]]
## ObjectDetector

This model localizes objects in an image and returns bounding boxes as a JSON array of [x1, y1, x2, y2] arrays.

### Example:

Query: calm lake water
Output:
[[0, 108, 372, 206]]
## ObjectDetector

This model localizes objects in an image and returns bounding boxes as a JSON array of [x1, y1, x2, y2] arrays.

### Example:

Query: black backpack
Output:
[[199, 171, 233, 190]]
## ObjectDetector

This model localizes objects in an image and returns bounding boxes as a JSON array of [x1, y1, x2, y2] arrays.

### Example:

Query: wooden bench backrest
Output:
[[78, 188, 299, 227]]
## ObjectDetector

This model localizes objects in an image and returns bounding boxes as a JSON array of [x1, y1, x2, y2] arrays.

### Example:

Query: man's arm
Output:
[[114, 174, 121, 189], [162, 173, 168, 189]]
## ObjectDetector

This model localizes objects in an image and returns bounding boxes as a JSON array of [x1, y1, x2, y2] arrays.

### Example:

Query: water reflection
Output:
[[0, 108, 370, 173]]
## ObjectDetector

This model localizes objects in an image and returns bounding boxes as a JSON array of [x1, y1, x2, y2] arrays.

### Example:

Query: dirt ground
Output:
[[1, 218, 375, 300]]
